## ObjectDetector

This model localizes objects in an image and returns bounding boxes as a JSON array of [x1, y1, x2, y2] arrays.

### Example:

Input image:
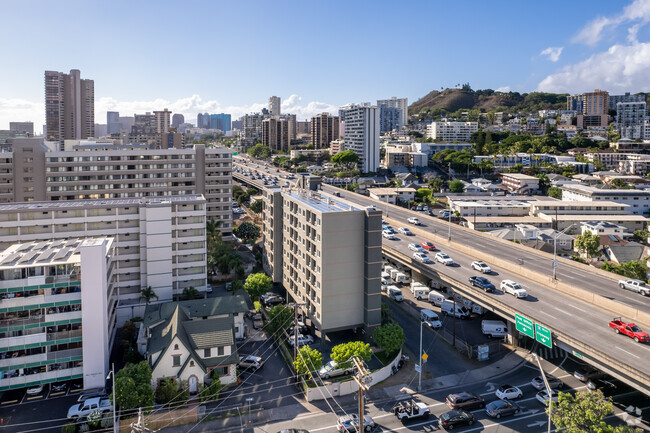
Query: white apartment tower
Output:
[[377, 97, 408, 127], [340, 104, 380, 173], [426, 120, 478, 142], [269, 96, 281, 116], [616, 102, 647, 140]]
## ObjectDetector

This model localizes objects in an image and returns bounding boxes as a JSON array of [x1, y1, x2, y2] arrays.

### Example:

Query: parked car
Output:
[[408, 243, 424, 253], [252, 313, 263, 329], [336, 414, 376, 432], [420, 242, 436, 251], [469, 276, 495, 292], [486, 399, 520, 418], [398, 227, 413, 236], [239, 355, 265, 370], [319, 360, 353, 379], [67, 397, 113, 419], [77, 391, 109, 403], [288, 334, 314, 347], [609, 318, 649, 343], [536, 389, 559, 405], [414, 252, 433, 264], [439, 410, 475, 430], [531, 375, 563, 390], [500, 280, 527, 298], [471, 261, 492, 273], [495, 384, 523, 400], [574, 366, 605, 382], [262, 294, 284, 307], [435, 252, 455, 266], [618, 279, 650, 296], [51, 382, 68, 392], [407, 217, 421, 225], [26, 384, 44, 395], [446, 391, 485, 410]]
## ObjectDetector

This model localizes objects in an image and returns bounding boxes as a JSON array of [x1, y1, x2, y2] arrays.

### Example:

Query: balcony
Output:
[[0, 291, 80, 310], [0, 332, 46, 351], [0, 366, 83, 389]]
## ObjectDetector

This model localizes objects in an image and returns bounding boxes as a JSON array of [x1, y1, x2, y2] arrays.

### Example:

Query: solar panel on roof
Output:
[[18, 251, 40, 264], [608, 235, 618, 242]]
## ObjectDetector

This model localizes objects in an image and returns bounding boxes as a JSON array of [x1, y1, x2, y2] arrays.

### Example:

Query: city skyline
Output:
[[2, 0, 650, 129]]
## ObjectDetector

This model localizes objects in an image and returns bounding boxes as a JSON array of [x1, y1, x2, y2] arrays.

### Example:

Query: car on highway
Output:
[[485, 399, 520, 418], [531, 375, 563, 390], [435, 252, 455, 266], [439, 409, 475, 429], [574, 366, 605, 382], [414, 252, 433, 264], [382, 224, 394, 233], [495, 384, 523, 400], [446, 391, 485, 410], [383, 230, 396, 240], [407, 217, 421, 225], [398, 227, 413, 236], [536, 389, 559, 405], [420, 242, 436, 251], [238, 355, 265, 370], [471, 261, 492, 273], [408, 243, 424, 253], [392, 398, 430, 421], [319, 360, 353, 379], [468, 276, 495, 292], [336, 414, 376, 432], [26, 384, 44, 395], [618, 279, 650, 296], [500, 280, 527, 298], [609, 318, 649, 342]]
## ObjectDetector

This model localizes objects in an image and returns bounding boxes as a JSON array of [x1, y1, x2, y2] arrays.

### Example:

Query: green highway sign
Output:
[[535, 324, 553, 348], [515, 314, 534, 339]]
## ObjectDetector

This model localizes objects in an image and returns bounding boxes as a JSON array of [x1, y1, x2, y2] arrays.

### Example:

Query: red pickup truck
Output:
[[609, 318, 649, 343]]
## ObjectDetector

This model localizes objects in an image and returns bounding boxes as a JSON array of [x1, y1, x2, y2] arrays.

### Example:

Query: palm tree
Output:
[[139, 286, 159, 304], [206, 219, 222, 254], [181, 286, 201, 301]]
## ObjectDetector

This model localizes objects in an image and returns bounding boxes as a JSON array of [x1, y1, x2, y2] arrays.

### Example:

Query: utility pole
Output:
[[129, 408, 155, 433], [418, 318, 423, 391], [352, 356, 371, 433], [452, 293, 457, 347], [289, 303, 307, 366], [533, 353, 553, 433]]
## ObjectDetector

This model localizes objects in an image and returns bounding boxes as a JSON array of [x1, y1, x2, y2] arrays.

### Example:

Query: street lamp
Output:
[[532, 353, 553, 433], [552, 223, 577, 280], [106, 363, 117, 433], [418, 318, 423, 391], [246, 397, 254, 426]]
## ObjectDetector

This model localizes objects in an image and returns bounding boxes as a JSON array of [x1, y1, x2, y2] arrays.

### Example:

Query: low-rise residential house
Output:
[[500, 173, 540, 194], [581, 221, 630, 238], [603, 240, 646, 265], [368, 187, 416, 204], [141, 296, 249, 392]]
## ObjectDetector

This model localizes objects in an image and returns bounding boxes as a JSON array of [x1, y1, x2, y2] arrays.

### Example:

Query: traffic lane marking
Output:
[[615, 346, 641, 359]]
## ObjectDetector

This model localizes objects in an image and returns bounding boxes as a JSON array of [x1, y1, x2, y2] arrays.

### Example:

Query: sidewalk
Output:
[[158, 347, 532, 432]]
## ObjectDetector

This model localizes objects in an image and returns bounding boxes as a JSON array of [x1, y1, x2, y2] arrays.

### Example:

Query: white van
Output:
[[420, 309, 442, 329], [390, 268, 401, 281], [381, 271, 390, 281], [411, 284, 430, 300], [398, 272, 411, 285], [440, 300, 471, 319], [428, 290, 446, 306], [472, 304, 486, 316], [388, 286, 404, 302], [481, 320, 508, 338]]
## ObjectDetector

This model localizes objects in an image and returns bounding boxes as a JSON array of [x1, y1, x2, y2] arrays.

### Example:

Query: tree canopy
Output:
[[234, 221, 260, 244], [244, 273, 272, 301], [112, 361, 154, 411], [372, 322, 405, 354], [294, 346, 323, 376], [575, 232, 600, 261], [330, 341, 373, 369], [267, 304, 293, 336], [448, 179, 465, 193], [247, 143, 272, 159]]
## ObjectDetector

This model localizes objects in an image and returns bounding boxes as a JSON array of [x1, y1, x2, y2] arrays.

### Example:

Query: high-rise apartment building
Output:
[[566, 94, 584, 113], [9, 122, 34, 135], [310, 113, 340, 149], [5, 138, 233, 238], [377, 97, 408, 127], [197, 113, 210, 129], [378, 106, 403, 133], [0, 237, 115, 393], [132, 112, 156, 134], [242, 113, 264, 144], [426, 120, 478, 142], [340, 105, 380, 172], [577, 89, 610, 128], [107, 111, 120, 135], [44, 69, 94, 147], [609, 92, 646, 110], [154, 109, 172, 133], [616, 102, 647, 140], [209, 114, 232, 132], [269, 96, 281, 116], [262, 117, 290, 151], [261, 178, 381, 334], [171, 113, 185, 129]]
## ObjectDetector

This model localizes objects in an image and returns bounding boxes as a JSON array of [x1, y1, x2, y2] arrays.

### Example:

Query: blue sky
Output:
[[2, 0, 650, 128]]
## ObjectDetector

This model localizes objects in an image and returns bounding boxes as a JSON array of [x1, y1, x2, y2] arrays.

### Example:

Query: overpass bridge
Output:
[[232, 161, 650, 396]]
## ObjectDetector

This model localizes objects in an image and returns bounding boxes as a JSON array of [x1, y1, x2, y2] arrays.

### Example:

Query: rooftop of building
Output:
[[283, 188, 368, 213], [0, 237, 113, 269], [561, 184, 650, 196], [452, 199, 531, 207], [369, 187, 417, 195], [531, 200, 628, 208], [500, 173, 539, 180], [0, 195, 206, 212], [582, 221, 628, 229], [448, 195, 548, 202]]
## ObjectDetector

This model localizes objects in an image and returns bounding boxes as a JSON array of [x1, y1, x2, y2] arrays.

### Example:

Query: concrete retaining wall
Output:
[[386, 217, 650, 328], [305, 350, 402, 402]]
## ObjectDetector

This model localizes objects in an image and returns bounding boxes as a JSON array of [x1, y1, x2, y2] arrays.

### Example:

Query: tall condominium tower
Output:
[[269, 96, 281, 116], [45, 69, 94, 147], [310, 113, 340, 148], [341, 104, 380, 173], [377, 97, 408, 127], [154, 108, 172, 133]]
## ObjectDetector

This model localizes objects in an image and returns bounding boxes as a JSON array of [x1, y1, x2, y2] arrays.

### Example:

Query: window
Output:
[[172, 355, 181, 366], [217, 346, 224, 356], [174, 344, 179, 350], [216, 366, 228, 375], [190, 361, 195, 367], [204, 348, 211, 357]]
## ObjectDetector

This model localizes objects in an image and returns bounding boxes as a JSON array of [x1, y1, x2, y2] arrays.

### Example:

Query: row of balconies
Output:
[[0, 366, 83, 390]]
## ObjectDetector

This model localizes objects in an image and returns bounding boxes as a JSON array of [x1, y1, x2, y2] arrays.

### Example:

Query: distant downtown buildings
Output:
[[45, 69, 94, 148]]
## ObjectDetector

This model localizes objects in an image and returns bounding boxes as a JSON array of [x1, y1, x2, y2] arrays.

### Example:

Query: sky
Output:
[[2, 0, 650, 129]]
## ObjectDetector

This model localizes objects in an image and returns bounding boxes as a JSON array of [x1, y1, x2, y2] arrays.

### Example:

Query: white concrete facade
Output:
[[341, 105, 380, 173], [426, 121, 478, 142], [561, 184, 650, 215]]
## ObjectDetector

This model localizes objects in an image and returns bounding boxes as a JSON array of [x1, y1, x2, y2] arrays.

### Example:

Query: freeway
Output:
[[232, 158, 650, 395]]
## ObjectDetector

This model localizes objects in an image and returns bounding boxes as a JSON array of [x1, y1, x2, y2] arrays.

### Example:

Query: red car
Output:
[[420, 242, 436, 251], [609, 318, 649, 343]]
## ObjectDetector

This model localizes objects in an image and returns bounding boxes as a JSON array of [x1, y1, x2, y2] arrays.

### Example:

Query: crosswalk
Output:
[[535, 346, 566, 360]]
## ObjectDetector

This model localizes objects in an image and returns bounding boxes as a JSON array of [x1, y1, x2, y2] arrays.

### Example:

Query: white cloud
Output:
[[627, 23, 642, 43], [0, 94, 338, 130], [495, 86, 511, 92], [540, 46, 564, 62], [537, 42, 650, 93], [572, 0, 650, 45]]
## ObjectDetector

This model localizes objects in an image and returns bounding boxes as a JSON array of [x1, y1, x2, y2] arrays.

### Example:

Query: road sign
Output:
[[572, 350, 584, 359], [414, 363, 421, 373], [515, 314, 534, 339], [553, 259, 558, 269], [421, 353, 428, 361], [535, 323, 553, 348]]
